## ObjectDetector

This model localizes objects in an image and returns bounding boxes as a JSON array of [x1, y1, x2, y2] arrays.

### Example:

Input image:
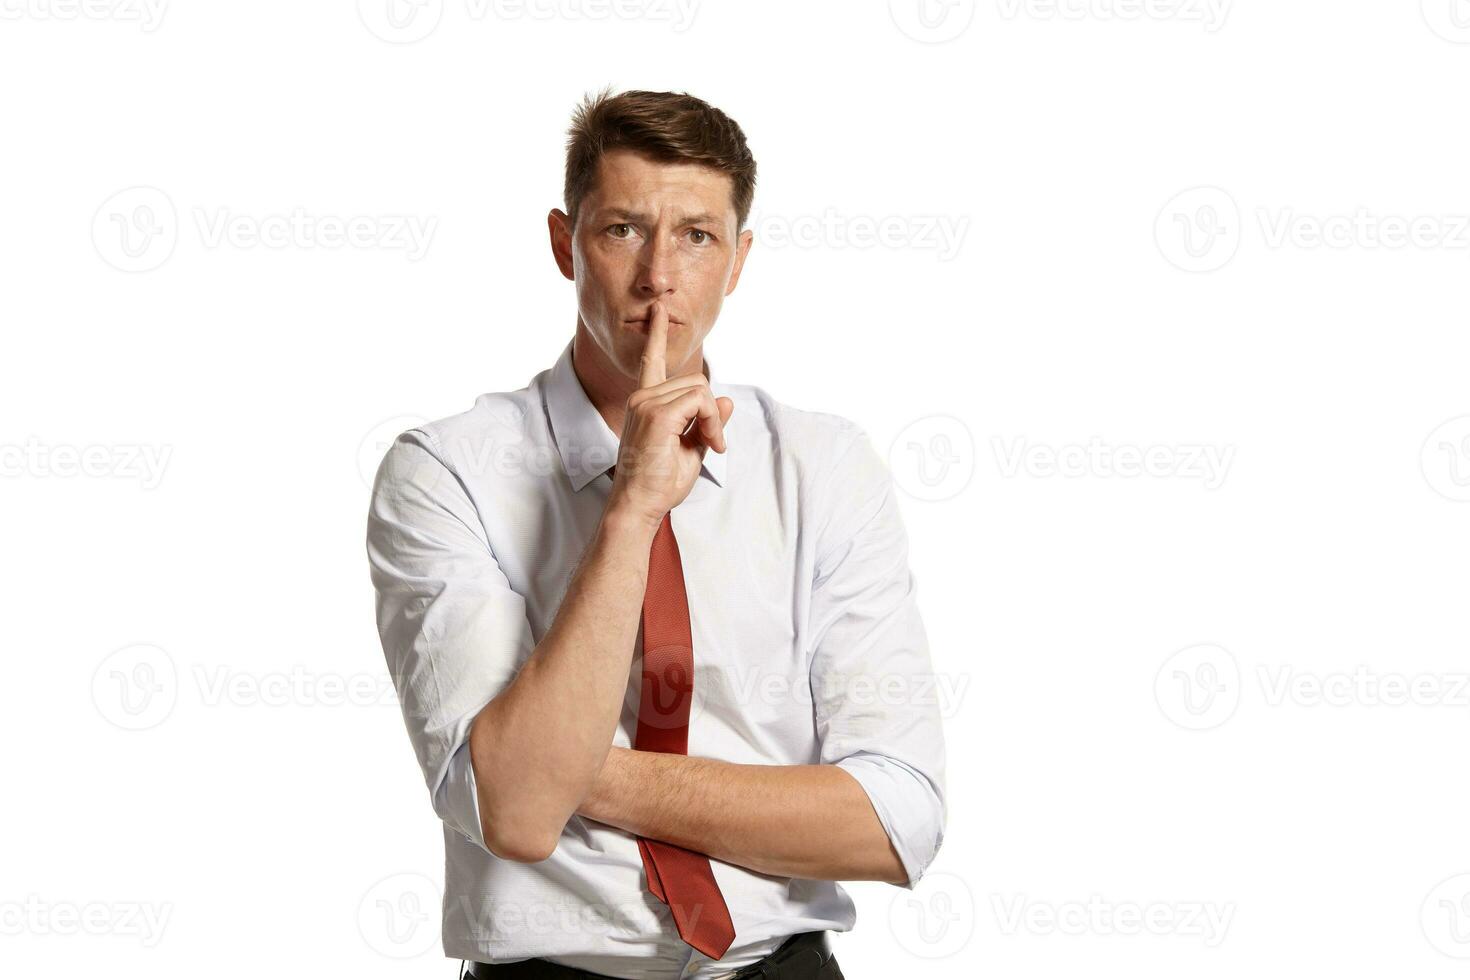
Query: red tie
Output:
[[633, 511, 737, 960]]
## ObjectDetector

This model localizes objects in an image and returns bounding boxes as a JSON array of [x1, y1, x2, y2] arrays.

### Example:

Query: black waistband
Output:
[[725, 930, 830, 979]]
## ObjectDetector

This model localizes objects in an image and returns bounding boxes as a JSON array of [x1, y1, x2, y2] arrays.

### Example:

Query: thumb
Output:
[[717, 396, 735, 426]]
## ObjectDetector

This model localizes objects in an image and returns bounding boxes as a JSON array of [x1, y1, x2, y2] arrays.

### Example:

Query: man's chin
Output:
[[624, 345, 684, 372]]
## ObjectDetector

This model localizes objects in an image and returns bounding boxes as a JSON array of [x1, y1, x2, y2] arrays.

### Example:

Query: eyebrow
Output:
[[599, 208, 723, 227]]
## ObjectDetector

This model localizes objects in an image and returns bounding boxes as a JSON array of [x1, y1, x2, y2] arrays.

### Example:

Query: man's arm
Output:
[[369, 426, 704, 867], [576, 747, 908, 884], [468, 301, 734, 862], [465, 504, 655, 862], [576, 421, 948, 888]]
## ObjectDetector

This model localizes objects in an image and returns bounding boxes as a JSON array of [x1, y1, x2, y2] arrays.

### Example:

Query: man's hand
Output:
[[608, 300, 734, 527]]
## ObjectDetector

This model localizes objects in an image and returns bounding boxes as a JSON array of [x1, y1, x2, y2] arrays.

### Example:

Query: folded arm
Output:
[[368, 428, 659, 864], [576, 747, 907, 883], [583, 424, 948, 889]]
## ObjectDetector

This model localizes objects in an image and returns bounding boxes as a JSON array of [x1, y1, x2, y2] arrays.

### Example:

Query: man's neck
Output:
[[571, 320, 707, 436]]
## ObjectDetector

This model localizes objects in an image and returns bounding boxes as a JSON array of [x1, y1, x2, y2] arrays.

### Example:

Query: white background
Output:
[[4, 1, 1470, 977]]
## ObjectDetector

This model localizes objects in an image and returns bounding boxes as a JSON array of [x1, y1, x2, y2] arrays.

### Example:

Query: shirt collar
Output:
[[544, 338, 729, 493]]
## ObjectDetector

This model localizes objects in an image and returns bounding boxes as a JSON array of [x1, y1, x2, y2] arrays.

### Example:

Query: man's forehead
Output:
[[586, 151, 736, 221]]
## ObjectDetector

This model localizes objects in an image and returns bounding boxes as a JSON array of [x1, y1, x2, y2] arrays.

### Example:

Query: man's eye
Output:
[[608, 224, 634, 239], [688, 229, 713, 245]]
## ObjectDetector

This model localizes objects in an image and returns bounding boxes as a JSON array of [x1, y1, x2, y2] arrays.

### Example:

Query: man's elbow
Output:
[[482, 817, 559, 864], [473, 778, 563, 863], [469, 712, 563, 863], [875, 838, 910, 886]]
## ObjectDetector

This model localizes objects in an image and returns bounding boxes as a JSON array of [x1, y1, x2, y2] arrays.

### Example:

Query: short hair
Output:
[[563, 87, 757, 231]]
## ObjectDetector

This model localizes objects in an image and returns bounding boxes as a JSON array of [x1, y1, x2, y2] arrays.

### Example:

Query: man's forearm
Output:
[[468, 505, 657, 863], [575, 747, 907, 885]]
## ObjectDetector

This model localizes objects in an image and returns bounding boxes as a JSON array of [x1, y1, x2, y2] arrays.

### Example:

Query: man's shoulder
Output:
[[408, 373, 547, 464], [725, 384, 893, 508], [726, 382, 871, 463], [729, 384, 895, 550]]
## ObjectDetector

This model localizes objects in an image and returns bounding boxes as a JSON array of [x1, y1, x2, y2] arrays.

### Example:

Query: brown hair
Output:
[[564, 88, 757, 230]]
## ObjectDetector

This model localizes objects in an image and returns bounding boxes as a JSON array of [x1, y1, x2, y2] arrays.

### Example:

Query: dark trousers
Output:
[[463, 930, 844, 979]]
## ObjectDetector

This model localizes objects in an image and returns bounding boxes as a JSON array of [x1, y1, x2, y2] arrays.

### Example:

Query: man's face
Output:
[[551, 150, 753, 381]]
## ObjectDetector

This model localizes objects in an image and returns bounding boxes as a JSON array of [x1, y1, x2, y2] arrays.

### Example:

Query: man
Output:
[[367, 89, 946, 979]]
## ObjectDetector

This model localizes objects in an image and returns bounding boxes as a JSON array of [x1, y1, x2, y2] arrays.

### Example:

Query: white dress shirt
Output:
[[366, 339, 947, 978]]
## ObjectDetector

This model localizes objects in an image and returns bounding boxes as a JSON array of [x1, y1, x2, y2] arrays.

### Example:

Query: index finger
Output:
[[638, 301, 668, 389]]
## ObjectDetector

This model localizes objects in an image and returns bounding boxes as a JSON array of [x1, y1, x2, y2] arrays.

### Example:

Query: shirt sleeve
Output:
[[808, 424, 948, 889], [365, 427, 535, 853]]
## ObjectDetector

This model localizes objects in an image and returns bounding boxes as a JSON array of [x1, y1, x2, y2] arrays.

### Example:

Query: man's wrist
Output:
[[577, 745, 629, 823], [600, 498, 663, 543]]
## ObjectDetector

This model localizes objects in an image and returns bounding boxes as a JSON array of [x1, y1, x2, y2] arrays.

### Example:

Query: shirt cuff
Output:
[[835, 752, 945, 889], [434, 736, 488, 853]]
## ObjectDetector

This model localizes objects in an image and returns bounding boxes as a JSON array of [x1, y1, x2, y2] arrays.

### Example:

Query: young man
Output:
[[367, 89, 946, 979]]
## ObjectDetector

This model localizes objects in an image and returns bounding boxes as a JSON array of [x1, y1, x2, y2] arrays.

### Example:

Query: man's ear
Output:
[[724, 227, 754, 296], [548, 209, 575, 281]]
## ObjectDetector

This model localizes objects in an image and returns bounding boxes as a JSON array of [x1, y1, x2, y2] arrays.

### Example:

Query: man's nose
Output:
[[635, 235, 681, 296]]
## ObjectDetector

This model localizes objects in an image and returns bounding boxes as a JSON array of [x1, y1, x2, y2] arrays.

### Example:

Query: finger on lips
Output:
[[635, 303, 727, 453], [638, 302, 669, 389]]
